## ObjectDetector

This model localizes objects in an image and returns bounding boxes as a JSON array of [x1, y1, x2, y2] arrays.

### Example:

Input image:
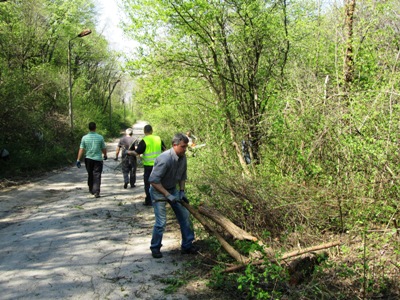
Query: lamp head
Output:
[[77, 29, 92, 38]]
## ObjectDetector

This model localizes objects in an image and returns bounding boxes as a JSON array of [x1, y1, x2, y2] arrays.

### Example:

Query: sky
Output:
[[94, 0, 135, 104], [94, 0, 136, 53]]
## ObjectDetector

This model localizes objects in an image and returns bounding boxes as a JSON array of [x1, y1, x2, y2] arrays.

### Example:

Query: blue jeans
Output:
[[149, 186, 195, 251]]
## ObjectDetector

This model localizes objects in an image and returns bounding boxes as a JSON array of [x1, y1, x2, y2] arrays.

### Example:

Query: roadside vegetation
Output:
[[122, 0, 400, 299], [2, 0, 400, 299], [0, 0, 134, 180]]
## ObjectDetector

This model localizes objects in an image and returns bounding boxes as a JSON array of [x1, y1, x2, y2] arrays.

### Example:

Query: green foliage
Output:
[[124, 0, 400, 297], [208, 265, 238, 292], [237, 262, 287, 299], [234, 240, 264, 256], [2, 0, 400, 297], [123, 0, 292, 168], [208, 265, 226, 290], [0, 0, 131, 178], [159, 277, 186, 294], [158, 267, 197, 294]]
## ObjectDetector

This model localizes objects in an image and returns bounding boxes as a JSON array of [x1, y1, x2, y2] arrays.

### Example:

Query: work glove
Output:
[[166, 193, 178, 204], [179, 191, 189, 204], [76, 161, 81, 168], [103, 155, 108, 161]]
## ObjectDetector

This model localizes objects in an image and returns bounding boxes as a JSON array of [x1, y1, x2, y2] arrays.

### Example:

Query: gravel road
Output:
[[0, 122, 209, 300]]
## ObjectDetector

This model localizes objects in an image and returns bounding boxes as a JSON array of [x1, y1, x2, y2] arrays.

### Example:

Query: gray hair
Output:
[[172, 133, 189, 145], [126, 128, 133, 136]]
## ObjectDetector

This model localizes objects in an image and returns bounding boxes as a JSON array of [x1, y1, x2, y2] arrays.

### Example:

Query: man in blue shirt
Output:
[[148, 133, 198, 258], [76, 122, 107, 198]]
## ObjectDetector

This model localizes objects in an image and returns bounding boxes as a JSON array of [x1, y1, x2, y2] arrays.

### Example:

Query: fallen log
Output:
[[281, 240, 341, 260], [182, 202, 249, 264], [223, 240, 342, 273], [198, 204, 275, 257], [198, 205, 258, 241], [183, 202, 341, 274]]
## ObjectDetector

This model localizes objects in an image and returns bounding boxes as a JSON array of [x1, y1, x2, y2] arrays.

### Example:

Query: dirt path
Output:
[[0, 124, 211, 300]]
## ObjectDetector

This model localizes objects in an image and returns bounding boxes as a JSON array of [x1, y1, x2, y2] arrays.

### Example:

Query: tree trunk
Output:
[[182, 202, 249, 264], [198, 205, 258, 241], [198, 205, 275, 259], [185, 202, 341, 273], [223, 240, 342, 273], [343, 0, 356, 91]]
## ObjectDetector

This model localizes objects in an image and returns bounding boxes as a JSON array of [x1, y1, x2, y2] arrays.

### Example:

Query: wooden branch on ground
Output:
[[198, 204, 275, 257], [281, 240, 341, 260], [198, 205, 258, 241], [182, 202, 249, 264], [223, 240, 342, 273], [183, 202, 342, 273]]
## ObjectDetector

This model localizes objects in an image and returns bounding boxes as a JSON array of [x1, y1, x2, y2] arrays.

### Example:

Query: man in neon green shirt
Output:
[[128, 124, 165, 206]]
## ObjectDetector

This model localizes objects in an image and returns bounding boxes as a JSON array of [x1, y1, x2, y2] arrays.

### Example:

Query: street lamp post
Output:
[[122, 98, 126, 124], [68, 29, 91, 131], [108, 79, 121, 131]]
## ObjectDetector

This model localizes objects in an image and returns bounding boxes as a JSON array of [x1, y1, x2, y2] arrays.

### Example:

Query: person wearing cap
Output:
[[76, 122, 107, 198], [127, 124, 166, 206], [115, 128, 138, 189]]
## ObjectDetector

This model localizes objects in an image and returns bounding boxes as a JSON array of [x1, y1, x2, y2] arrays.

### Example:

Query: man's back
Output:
[[81, 132, 105, 161], [141, 135, 162, 166], [119, 135, 136, 153]]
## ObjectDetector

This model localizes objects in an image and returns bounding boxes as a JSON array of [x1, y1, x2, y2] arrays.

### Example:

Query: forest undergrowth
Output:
[[184, 154, 400, 300]]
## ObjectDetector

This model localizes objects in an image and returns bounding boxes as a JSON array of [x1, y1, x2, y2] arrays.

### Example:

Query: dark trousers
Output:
[[143, 166, 153, 204], [122, 155, 137, 186], [85, 158, 103, 195]]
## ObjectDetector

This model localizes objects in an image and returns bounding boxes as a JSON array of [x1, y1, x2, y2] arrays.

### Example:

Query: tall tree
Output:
[[123, 0, 290, 170], [0, 0, 124, 176], [343, 0, 356, 94]]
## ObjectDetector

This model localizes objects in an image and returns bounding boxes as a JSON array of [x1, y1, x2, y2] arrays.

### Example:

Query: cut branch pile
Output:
[[182, 202, 342, 273]]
